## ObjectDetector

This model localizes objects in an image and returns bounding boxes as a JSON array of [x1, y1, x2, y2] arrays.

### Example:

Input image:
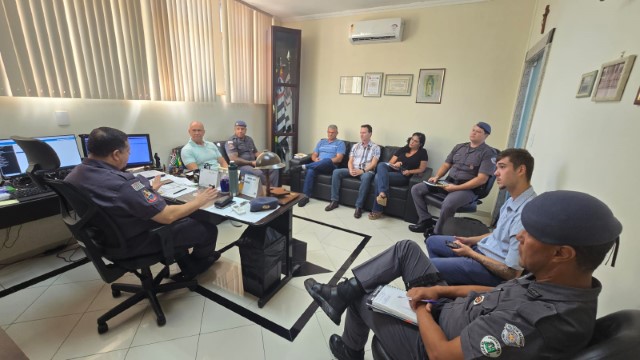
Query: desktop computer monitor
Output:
[[0, 134, 82, 178], [79, 133, 154, 168]]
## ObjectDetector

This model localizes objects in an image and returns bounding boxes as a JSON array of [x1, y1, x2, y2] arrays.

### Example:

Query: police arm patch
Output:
[[501, 323, 525, 348], [142, 189, 158, 203], [480, 335, 502, 358]]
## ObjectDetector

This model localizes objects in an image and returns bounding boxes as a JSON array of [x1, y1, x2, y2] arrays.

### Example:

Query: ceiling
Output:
[[242, 0, 485, 21]]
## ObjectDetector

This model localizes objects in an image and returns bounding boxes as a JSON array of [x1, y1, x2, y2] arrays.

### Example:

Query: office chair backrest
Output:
[[10, 136, 61, 188]]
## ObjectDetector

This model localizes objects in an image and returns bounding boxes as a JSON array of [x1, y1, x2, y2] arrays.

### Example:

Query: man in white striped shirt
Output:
[[325, 125, 381, 219]]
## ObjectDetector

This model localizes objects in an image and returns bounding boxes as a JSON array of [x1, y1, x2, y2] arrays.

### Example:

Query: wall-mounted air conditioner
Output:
[[348, 18, 403, 44]]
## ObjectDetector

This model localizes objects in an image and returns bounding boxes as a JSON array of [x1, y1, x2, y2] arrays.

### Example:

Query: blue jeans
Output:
[[302, 158, 336, 197], [330, 168, 375, 208], [372, 163, 409, 212], [425, 235, 503, 286]]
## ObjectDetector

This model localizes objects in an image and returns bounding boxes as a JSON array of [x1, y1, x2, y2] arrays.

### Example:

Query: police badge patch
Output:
[[131, 181, 145, 191], [473, 295, 485, 305], [501, 323, 525, 347], [480, 335, 502, 358], [142, 189, 158, 203]]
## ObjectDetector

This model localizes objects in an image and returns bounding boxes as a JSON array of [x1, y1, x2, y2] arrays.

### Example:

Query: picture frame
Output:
[[634, 86, 640, 105], [384, 74, 413, 96], [576, 70, 598, 98], [416, 68, 446, 103], [339, 76, 363, 94], [592, 55, 636, 102], [363, 72, 383, 97]]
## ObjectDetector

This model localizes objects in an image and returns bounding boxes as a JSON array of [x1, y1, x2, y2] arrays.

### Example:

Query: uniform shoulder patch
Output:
[[131, 181, 145, 191], [142, 189, 158, 203], [501, 323, 525, 348], [473, 295, 485, 305], [480, 335, 502, 358]]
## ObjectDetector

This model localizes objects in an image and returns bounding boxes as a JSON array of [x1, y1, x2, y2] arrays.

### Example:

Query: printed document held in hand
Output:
[[367, 285, 417, 325]]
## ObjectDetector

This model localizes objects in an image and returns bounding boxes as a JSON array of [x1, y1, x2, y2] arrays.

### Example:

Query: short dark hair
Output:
[[88, 127, 128, 157], [361, 124, 372, 133], [573, 240, 616, 272], [407, 132, 426, 149], [497, 148, 534, 182]]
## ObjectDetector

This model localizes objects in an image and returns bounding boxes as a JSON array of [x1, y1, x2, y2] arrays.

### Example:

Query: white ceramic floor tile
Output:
[[5, 314, 81, 360], [18, 279, 104, 322], [74, 350, 128, 360], [53, 305, 146, 360], [126, 335, 198, 360], [52, 262, 102, 285], [262, 314, 332, 360], [0, 254, 68, 288], [200, 300, 254, 334], [130, 295, 205, 347], [0, 286, 47, 325], [196, 325, 264, 360]]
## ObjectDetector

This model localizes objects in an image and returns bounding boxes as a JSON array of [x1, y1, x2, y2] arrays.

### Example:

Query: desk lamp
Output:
[[255, 150, 285, 197]]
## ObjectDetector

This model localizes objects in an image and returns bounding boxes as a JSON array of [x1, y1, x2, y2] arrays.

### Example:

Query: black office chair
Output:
[[12, 137, 198, 334], [371, 309, 640, 360]]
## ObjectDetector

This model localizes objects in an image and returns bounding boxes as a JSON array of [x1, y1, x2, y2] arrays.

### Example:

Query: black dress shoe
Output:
[[329, 334, 364, 360], [298, 196, 309, 207], [408, 218, 434, 233], [304, 277, 362, 325], [325, 201, 339, 211], [354, 207, 362, 219]]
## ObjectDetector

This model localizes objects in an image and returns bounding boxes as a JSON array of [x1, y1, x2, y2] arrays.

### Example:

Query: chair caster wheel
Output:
[[98, 322, 108, 334], [112, 289, 121, 298], [157, 315, 166, 326]]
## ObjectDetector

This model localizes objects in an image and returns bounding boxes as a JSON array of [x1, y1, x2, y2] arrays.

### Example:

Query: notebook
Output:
[[367, 285, 417, 325]]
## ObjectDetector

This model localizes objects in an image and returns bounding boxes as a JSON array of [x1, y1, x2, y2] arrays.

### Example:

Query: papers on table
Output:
[[135, 169, 166, 179], [158, 182, 197, 198]]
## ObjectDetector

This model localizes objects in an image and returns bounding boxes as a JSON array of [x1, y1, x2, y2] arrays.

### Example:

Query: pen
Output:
[[398, 296, 439, 304], [173, 188, 187, 195]]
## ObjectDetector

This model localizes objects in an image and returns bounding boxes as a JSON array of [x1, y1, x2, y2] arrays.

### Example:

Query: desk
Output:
[[172, 191, 328, 307], [0, 194, 59, 229]]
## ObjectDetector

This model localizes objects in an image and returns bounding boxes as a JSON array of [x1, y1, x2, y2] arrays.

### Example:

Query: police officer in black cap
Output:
[[65, 127, 221, 279], [304, 190, 622, 360]]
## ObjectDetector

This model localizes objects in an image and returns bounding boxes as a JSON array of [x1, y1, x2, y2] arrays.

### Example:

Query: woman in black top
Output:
[[369, 132, 428, 219]]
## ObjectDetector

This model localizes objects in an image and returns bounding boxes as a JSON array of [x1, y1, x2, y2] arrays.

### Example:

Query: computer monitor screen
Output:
[[0, 135, 82, 178], [79, 133, 154, 168]]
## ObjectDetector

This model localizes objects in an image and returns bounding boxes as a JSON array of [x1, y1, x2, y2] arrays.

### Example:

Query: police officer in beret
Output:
[[225, 120, 279, 188], [65, 127, 221, 279], [304, 190, 622, 360]]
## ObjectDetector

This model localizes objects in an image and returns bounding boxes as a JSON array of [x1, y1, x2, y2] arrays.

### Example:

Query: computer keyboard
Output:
[[14, 186, 55, 202]]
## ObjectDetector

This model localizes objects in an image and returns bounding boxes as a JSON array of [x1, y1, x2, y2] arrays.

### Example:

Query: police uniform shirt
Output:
[[226, 135, 257, 162], [446, 142, 496, 182], [65, 158, 167, 240], [181, 139, 223, 169], [437, 274, 601, 359]]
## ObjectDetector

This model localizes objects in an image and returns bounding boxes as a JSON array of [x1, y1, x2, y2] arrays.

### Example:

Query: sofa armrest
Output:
[[289, 155, 312, 192], [409, 167, 433, 186], [289, 155, 312, 167]]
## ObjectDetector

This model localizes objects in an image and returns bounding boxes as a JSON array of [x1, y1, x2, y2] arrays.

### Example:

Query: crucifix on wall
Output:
[[541, 5, 550, 34]]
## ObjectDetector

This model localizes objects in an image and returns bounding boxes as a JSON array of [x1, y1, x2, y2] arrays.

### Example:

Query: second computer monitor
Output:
[[0, 135, 82, 178], [79, 133, 154, 168]]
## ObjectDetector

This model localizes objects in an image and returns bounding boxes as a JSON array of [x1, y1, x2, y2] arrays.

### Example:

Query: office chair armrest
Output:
[[149, 226, 176, 264], [409, 167, 433, 185]]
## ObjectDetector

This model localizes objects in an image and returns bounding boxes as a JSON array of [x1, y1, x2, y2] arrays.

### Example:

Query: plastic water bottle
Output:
[[229, 161, 239, 196]]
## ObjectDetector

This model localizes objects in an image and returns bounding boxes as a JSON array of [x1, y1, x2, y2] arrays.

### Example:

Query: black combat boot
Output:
[[304, 277, 363, 325]]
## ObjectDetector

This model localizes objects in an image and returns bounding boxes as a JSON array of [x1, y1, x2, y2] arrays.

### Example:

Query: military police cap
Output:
[[476, 121, 492, 134], [249, 196, 278, 212], [521, 190, 622, 246], [235, 120, 247, 127]]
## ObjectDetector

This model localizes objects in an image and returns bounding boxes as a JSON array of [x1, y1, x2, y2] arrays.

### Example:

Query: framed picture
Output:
[[576, 70, 598, 98], [339, 76, 363, 94], [634, 87, 640, 105], [363, 72, 383, 97], [384, 74, 413, 96], [416, 68, 446, 103], [592, 55, 636, 102]]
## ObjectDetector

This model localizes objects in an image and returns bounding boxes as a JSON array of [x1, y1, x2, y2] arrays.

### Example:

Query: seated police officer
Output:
[[65, 127, 220, 279], [305, 190, 621, 360], [225, 120, 279, 187], [409, 122, 496, 236]]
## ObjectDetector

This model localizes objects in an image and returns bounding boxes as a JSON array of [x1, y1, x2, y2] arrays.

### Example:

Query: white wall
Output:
[[526, 0, 640, 315], [0, 97, 267, 165], [285, 0, 536, 214]]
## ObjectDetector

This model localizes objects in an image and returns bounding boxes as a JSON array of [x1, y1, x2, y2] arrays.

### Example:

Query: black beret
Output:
[[521, 190, 622, 246]]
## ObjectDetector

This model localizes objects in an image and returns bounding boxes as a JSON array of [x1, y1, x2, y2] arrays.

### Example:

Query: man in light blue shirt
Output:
[[181, 121, 228, 171], [296, 125, 346, 207], [425, 148, 536, 286]]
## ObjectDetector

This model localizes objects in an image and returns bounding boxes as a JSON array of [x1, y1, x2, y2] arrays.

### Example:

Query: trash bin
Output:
[[238, 226, 286, 297]]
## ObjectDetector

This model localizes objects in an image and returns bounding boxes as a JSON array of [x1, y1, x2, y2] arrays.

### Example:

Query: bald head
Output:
[[188, 121, 205, 144]]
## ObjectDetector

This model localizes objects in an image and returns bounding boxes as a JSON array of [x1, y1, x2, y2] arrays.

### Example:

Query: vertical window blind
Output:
[[0, 0, 272, 103]]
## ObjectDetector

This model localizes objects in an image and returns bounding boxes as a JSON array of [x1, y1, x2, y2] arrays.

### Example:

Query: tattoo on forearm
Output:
[[474, 254, 517, 280]]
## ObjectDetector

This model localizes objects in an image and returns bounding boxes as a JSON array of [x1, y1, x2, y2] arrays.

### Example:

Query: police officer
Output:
[[304, 190, 622, 360], [409, 122, 497, 235], [65, 127, 220, 279], [225, 120, 279, 187]]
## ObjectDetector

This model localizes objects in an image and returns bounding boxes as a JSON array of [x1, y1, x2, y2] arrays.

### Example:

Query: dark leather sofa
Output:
[[289, 141, 432, 223]]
